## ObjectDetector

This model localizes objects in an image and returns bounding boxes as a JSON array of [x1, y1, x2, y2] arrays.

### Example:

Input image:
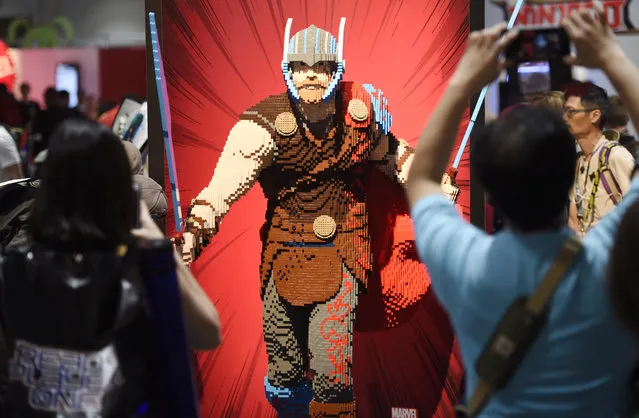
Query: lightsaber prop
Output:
[[452, 0, 527, 169], [149, 12, 183, 232]]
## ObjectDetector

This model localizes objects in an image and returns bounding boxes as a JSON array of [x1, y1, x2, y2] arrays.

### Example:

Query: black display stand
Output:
[[145, 0, 165, 231], [469, 0, 486, 231]]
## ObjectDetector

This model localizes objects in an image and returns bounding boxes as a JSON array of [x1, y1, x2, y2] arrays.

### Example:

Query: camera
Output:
[[501, 28, 573, 107]]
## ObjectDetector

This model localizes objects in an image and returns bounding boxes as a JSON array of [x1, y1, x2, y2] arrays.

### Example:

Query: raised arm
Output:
[[182, 119, 275, 262], [406, 23, 517, 208]]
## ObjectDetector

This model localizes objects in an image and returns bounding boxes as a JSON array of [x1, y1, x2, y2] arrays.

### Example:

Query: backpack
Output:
[[578, 142, 625, 228], [0, 244, 168, 417], [596, 142, 624, 206], [0, 181, 199, 416]]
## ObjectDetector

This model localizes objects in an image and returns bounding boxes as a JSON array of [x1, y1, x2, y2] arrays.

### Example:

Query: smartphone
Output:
[[506, 28, 571, 63], [134, 183, 141, 229]]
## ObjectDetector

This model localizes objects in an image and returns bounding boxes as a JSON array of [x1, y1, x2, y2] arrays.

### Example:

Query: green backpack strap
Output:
[[597, 142, 623, 205]]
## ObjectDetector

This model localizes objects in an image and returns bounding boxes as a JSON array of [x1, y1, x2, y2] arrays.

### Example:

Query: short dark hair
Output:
[[472, 106, 576, 231], [607, 95, 630, 129], [564, 82, 609, 129], [44, 87, 58, 106], [29, 119, 136, 250], [59, 90, 70, 99], [609, 200, 639, 336]]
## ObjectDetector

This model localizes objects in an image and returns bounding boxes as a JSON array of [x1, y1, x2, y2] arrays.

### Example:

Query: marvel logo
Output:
[[391, 407, 418, 418]]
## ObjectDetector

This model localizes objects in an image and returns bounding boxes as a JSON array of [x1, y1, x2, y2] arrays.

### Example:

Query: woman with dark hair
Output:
[[28, 118, 221, 347], [0, 119, 221, 416], [28, 119, 138, 250]]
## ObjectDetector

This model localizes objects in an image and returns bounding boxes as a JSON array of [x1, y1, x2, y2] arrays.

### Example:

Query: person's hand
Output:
[[450, 22, 519, 94], [562, 0, 624, 69], [178, 214, 217, 265], [131, 200, 165, 241]]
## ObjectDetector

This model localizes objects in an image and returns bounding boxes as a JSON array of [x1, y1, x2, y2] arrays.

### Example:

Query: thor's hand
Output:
[[441, 167, 460, 203], [179, 201, 218, 265]]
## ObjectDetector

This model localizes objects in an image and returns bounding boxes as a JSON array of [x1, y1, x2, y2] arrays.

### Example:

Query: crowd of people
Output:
[[2, 1, 639, 417], [490, 74, 638, 237], [0, 83, 169, 218], [505, 81, 638, 238], [0, 83, 90, 182], [0, 82, 220, 415]]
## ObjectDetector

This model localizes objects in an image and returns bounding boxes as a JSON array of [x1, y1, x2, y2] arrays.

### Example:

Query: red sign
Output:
[[0, 40, 16, 91], [491, 0, 636, 32]]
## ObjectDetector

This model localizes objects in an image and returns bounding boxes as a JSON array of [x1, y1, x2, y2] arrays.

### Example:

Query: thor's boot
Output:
[[309, 400, 356, 417], [264, 377, 313, 418]]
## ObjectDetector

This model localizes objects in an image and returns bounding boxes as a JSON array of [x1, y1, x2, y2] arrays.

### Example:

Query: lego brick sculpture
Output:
[[180, 18, 460, 417]]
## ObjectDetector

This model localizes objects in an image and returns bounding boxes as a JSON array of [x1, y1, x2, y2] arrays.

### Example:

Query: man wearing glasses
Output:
[[566, 81, 634, 235]]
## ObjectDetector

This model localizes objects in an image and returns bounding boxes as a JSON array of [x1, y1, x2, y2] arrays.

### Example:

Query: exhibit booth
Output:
[[0, 45, 145, 108], [144, 0, 487, 416]]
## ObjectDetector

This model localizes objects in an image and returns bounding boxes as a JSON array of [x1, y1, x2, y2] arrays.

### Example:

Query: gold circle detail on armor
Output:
[[313, 215, 337, 240], [348, 99, 369, 122], [275, 112, 298, 136]]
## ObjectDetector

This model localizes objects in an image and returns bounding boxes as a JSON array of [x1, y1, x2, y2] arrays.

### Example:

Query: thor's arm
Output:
[[369, 133, 414, 185], [371, 134, 458, 199], [181, 120, 275, 262], [189, 120, 276, 229]]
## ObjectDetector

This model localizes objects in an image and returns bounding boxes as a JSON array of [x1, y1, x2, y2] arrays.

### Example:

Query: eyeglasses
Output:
[[564, 108, 600, 118]]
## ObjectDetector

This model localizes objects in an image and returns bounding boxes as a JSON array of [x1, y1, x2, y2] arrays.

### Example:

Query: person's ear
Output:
[[590, 109, 602, 127]]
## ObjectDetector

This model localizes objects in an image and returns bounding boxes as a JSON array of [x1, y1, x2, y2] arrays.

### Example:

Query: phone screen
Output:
[[506, 28, 570, 63], [518, 61, 551, 95]]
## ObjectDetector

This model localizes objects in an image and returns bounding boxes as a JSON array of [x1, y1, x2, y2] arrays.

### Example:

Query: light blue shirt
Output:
[[411, 178, 639, 417]]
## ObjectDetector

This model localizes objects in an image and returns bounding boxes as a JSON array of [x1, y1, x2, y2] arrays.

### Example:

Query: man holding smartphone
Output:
[[407, 2, 639, 416]]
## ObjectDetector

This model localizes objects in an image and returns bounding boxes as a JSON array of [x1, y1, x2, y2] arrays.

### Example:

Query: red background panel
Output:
[[98, 47, 146, 104], [162, 0, 471, 416]]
